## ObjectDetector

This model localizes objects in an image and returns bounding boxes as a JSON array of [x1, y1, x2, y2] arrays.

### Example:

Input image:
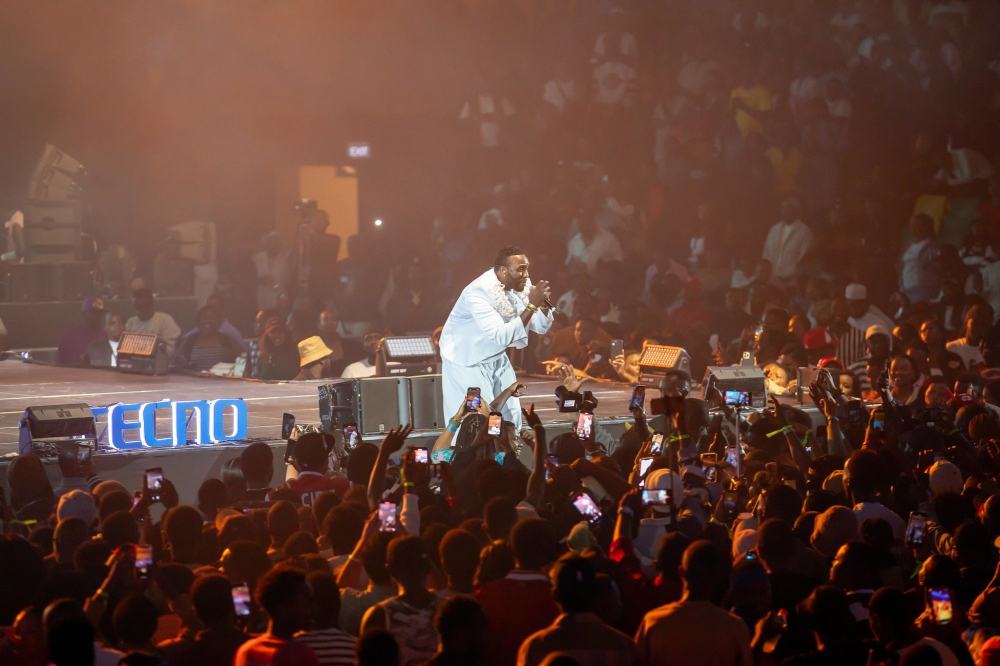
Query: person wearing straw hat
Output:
[[294, 335, 337, 380]]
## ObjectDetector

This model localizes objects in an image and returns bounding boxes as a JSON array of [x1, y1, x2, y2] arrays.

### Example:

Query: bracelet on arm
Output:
[[524, 302, 539, 313]]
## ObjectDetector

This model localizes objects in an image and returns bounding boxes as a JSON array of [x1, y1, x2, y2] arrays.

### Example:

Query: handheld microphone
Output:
[[544, 298, 558, 314]]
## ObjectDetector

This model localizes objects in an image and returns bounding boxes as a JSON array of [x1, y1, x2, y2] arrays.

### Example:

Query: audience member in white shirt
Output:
[[844, 283, 895, 332], [341, 332, 383, 379], [946, 303, 994, 369], [566, 217, 624, 275], [761, 197, 813, 288], [124, 288, 182, 356]]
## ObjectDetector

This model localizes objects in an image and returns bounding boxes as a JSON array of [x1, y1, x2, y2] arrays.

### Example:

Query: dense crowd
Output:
[[11, 357, 1000, 666], [7, 1, 1000, 665]]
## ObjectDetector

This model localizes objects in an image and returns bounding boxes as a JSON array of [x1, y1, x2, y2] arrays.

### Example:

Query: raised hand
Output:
[[770, 395, 788, 426], [381, 425, 415, 456], [522, 403, 543, 429]]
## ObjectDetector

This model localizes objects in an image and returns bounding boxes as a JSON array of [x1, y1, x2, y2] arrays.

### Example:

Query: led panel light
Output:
[[118, 332, 158, 356], [384, 337, 436, 359]]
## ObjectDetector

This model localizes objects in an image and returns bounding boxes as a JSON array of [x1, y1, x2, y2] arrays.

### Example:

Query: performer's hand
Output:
[[507, 381, 527, 397], [528, 280, 550, 307]]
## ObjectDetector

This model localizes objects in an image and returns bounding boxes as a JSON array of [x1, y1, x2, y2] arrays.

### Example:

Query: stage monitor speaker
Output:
[[702, 366, 767, 409], [319, 377, 409, 436], [29, 145, 85, 201], [23, 200, 82, 262], [408, 375, 443, 430], [3, 262, 95, 301], [18, 403, 97, 455]]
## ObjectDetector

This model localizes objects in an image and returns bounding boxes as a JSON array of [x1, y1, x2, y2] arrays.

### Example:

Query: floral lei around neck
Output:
[[488, 272, 532, 321]]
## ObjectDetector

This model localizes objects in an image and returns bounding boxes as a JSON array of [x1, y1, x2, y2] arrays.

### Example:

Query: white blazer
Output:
[[439, 269, 553, 367]]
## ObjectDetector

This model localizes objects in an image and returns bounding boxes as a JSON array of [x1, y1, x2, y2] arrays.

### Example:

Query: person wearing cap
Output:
[[126, 288, 182, 356], [801, 327, 839, 365], [633, 469, 684, 561], [56, 489, 98, 531], [848, 324, 893, 395], [56, 297, 110, 365], [762, 197, 813, 288], [899, 213, 942, 304], [946, 303, 994, 370], [83, 311, 125, 367], [844, 283, 895, 333]]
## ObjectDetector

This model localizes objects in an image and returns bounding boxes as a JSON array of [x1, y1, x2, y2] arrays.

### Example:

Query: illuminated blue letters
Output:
[[92, 399, 249, 449]]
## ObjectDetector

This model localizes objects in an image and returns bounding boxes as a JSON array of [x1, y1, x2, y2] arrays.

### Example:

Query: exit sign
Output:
[[347, 142, 370, 158]]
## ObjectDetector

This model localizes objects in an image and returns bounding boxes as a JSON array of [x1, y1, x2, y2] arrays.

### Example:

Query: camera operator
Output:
[[290, 204, 340, 306]]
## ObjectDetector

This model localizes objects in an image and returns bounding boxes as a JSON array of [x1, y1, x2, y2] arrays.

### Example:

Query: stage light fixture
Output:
[[374, 219, 383, 227], [702, 366, 767, 409], [376, 335, 436, 377], [116, 331, 170, 375], [638, 343, 691, 384]]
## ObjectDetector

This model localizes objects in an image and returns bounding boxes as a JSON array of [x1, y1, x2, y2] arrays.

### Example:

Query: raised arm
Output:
[[366, 425, 414, 511], [523, 404, 547, 509]]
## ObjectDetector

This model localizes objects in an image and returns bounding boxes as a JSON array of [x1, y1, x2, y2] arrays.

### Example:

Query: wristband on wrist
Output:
[[446, 425, 458, 433], [525, 302, 539, 313]]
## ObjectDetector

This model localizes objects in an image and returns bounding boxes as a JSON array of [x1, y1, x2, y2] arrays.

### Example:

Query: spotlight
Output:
[[374, 219, 383, 227]]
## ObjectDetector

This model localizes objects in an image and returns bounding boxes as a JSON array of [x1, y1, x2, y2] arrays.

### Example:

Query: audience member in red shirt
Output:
[[476, 519, 560, 666], [272, 433, 349, 506], [233, 567, 319, 666]]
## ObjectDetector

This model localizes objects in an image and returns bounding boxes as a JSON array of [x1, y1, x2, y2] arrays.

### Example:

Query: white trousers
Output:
[[442, 354, 521, 430]]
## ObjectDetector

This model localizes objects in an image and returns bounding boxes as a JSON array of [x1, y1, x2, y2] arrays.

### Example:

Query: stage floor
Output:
[[0, 360, 638, 454]]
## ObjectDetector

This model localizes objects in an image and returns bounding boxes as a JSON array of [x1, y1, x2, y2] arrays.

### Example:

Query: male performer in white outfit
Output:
[[439, 246, 553, 428]]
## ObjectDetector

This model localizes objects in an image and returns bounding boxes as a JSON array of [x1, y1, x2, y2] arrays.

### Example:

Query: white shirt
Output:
[[439, 269, 553, 367], [565, 228, 624, 273], [901, 238, 931, 292], [762, 220, 813, 281], [980, 262, 1000, 317], [848, 305, 895, 333], [125, 311, 182, 356], [109, 339, 119, 368], [341, 358, 376, 378], [946, 337, 983, 368], [853, 502, 907, 543]]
